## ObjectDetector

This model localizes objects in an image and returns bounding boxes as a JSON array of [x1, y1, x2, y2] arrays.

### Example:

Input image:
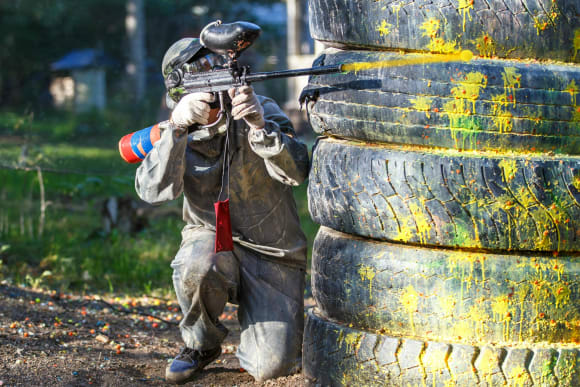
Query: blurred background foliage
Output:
[[1, 0, 289, 112], [0, 0, 317, 296]]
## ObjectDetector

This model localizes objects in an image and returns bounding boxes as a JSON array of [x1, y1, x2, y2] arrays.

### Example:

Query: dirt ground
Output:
[[0, 283, 309, 386]]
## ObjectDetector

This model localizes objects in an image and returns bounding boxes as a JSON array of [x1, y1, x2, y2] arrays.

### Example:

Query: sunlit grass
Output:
[[0, 136, 318, 295]]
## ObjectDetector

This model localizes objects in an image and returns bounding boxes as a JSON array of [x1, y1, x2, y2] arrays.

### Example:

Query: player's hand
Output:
[[228, 86, 265, 129], [170, 92, 216, 128]]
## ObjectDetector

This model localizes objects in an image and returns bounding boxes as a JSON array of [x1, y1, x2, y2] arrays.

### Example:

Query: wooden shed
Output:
[[50, 49, 112, 112]]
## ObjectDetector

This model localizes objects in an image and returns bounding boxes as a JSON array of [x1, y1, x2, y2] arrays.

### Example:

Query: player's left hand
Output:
[[228, 86, 265, 130]]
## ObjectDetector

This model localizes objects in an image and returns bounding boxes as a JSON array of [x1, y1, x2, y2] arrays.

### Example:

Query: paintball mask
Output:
[[162, 38, 225, 109]]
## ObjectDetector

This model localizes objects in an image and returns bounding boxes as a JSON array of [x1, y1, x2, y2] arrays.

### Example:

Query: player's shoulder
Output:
[[257, 94, 284, 113], [257, 94, 275, 104]]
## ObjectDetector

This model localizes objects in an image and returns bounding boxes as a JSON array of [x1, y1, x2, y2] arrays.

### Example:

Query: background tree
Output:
[[0, 0, 283, 110], [126, 0, 146, 102]]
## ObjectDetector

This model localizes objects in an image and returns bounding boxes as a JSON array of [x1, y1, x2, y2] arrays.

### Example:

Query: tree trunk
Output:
[[126, 0, 146, 102]]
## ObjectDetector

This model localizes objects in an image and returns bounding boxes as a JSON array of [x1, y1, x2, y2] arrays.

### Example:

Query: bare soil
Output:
[[0, 284, 308, 386]]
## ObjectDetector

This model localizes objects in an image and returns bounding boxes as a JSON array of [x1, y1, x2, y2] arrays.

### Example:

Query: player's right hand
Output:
[[170, 92, 216, 128]]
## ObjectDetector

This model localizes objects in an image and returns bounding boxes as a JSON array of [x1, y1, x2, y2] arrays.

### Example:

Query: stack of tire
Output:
[[302, 0, 580, 385]]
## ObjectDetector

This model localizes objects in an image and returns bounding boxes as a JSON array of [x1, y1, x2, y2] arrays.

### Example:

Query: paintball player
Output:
[[134, 34, 310, 384]]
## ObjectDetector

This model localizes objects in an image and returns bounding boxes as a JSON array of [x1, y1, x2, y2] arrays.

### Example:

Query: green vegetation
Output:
[[0, 0, 287, 108], [0, 109, 318, 296], [0, 0, 315, 296]]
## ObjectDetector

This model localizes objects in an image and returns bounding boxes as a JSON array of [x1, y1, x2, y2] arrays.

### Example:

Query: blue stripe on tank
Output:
[[130, 126, 152, 159], [139, 125, 155, 154]]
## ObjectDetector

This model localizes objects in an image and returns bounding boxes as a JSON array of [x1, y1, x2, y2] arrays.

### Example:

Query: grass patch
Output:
[[0, 127, 318, 295]]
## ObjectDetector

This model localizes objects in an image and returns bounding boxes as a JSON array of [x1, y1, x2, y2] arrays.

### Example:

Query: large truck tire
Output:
[[308, 0, 580, 63], [301, 49, 580, 154], [311, 227, 580, 346], [303, 2, 580, 385], [308, 138, 580, 253], [303, 309, 580, 387]]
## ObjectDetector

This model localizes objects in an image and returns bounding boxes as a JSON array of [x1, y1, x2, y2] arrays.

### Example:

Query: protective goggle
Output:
[[182, 53, 225, 73], [165, 52, 226, 101]]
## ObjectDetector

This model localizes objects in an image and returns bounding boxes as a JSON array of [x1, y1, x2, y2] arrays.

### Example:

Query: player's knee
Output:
[[249, 343, 302, 382], [192, 253, 223, 283], [251, 357, 300, 382], [171, 253, 218, 292]]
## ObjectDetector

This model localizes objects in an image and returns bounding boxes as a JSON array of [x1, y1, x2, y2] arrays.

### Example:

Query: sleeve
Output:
[[135, 122, 188, 205], [247, 96, 310, 186]]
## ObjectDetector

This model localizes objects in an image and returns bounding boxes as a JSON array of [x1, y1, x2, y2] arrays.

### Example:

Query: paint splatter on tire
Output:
[[309, 138, 580, 253], [311, 227, 579, 346], [308, 0, 580, 63], [302, 49, 580, 154], [302, 2, 580, 384], [303, 309, 580, 386]]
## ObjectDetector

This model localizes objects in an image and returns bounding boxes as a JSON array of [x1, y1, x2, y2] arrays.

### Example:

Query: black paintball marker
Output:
[[119, 20, 342, 163], [119, 20, 474, 163]]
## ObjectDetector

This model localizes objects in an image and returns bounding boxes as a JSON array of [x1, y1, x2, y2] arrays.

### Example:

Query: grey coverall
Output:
[[135, 96, 309, 381]]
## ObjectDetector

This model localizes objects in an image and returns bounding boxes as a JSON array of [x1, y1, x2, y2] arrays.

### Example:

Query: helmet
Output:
[[161, 38, 224, 106], [161, 38, 204, 80]]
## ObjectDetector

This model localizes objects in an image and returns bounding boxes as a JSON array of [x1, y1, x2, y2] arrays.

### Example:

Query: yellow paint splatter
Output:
[[410, 96, 434, 118], [474, 33, 496, 58], [457, 0, 474, 32], [451, 319, 472, 341], [533, 17, 550, 35], [446, 251, 486, 305], [566, 80, 578, 106], [502, 67, 521, 107], [377, 20, 392, 37], [572, 174, 580, 191], [552, 260, 565, 282], [443, 71, 487, 141], [401, 286, 419, 312], [508, 366, 531, 387], [468, 303, 489, 339], [431, 38, 460, 54], [499, 159, 517, 182], [491, 295, 512, 341], [491, 67, 521, 133], [437, 294, 457, 317], [420, 18, 440, 40], [454, 72, 487, 114], [573, 106, 580, 123], [422, 347, 449, 384], [551, 283, 570, 308], [340, 51, 473, 74], [573, 29, 580, 61], [533, 3, 560, 35], [491, 94, 514, 133], [391, 2, 402, 27], [408, 202, 432, 244], [400, 285, 419, 335], [478, 348, 500, 386], [395, 215, 415, 242], [358, 264, 376, 297], [338, 330, 361, 354], [412, 251, 578, 345], [420, 18, 459, 54], [516, 285, 528, 342], [513, 189, 538, 210], [571, 79, 580, 121], [557, 355, 578, 385]]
